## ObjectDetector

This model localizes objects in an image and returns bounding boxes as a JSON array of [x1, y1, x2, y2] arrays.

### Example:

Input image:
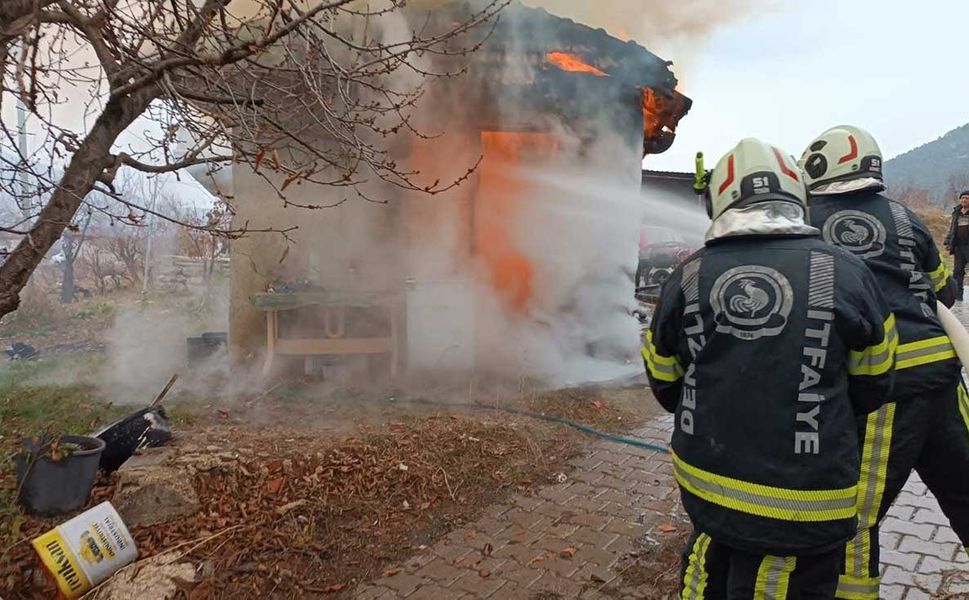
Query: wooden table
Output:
[[250, 291, 400, 377]]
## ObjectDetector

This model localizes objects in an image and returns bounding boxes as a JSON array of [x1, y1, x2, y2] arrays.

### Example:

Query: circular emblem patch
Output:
[[710, 266, 793, 340], [822, 210, 887, 259]]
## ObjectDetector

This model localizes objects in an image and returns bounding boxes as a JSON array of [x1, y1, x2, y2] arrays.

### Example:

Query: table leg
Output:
[[390, 308, 399, 380], [262, 310, 277, 376]]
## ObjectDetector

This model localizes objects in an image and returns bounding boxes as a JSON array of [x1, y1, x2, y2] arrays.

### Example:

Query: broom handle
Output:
[[150, 374, 179, 407]]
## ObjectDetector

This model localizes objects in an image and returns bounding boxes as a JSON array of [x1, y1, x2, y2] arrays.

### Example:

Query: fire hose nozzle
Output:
[[693, 151, 708, 194]]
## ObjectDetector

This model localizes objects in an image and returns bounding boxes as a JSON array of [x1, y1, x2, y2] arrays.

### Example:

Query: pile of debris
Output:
[[3, 414, 584, 598]]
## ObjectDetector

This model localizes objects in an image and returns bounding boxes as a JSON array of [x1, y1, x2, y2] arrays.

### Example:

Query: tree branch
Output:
[[67, 211, 93, 262], [172, 85, 264, 106], [110, 0, 354, 100], [0, 0, 59, 36], [116, 153, 234, 174], [0, 0, 509, 321], [54, 2, 123, 85]]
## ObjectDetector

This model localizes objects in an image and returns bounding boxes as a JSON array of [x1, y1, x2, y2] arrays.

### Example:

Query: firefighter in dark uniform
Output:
[[799, 125, 969, 599], [644, 138, 897, 599]]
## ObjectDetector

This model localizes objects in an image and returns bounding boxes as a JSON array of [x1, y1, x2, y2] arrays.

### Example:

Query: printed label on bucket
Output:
[[32, 502, 138, 599]]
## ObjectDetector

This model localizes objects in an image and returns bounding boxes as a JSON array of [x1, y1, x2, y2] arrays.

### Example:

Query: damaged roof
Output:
[[408, 1, 693, 154], [491, 2, 682, 95], [461, 1, 693, 154]]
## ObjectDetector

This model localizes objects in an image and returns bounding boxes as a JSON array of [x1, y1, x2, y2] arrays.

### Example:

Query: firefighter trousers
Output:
[[837, 380, 969, 599], [679, 531, 841, 600]]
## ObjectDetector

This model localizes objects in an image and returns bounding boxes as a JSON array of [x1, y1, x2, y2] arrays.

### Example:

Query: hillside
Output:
[[886, 123, 969, 204], [911, 206, 949, 247]]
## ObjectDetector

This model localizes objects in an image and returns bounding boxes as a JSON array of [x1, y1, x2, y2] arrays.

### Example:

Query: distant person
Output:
[[944, 190, 969, 300], [644, 138, 896, 599], [801, 125, 969, 600]]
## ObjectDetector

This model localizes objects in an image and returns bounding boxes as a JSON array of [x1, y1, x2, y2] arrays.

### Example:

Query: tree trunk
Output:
[[61, 260, 76, 304], [0, 91, 156, 319], [60, 236, 76, 304], [142, 230, 154, 294]]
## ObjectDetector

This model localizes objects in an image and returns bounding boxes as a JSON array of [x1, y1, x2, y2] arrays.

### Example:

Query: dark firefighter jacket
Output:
[[644, 231, 896, 556], [809, 191, 960, 397]]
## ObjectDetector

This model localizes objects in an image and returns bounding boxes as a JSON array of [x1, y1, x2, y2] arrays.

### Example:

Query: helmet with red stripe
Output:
[[798, 125, 883, 192], [707, 138, 807, 221]]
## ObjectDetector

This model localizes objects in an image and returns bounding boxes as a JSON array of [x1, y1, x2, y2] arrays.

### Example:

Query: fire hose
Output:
[[438, 302, 969, 457], [936, 301, 969, 367], [404, 397, 670, 454]]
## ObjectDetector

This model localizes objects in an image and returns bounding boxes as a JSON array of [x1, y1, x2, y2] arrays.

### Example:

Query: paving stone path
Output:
[[354, 302, 969, 599], [353, 409, 966, 599], [879, 475, 969, 599], [354, 415, 683, 599]]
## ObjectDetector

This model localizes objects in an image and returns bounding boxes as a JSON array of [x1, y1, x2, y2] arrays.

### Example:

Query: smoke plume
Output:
[[522, 0, 773, 77], [99, 0, 720, 399]]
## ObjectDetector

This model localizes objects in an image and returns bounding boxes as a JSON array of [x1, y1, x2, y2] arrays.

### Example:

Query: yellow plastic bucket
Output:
[[32, 501, 138, 598]]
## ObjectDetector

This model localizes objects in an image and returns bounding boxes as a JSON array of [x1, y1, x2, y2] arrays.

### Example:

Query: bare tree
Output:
[[107, 233, 144, 285], [0, 0, 505, 319], [173, 199, 231, 309], [82, 241, 127, 294], [181, 201, 230, 286], [58, 209, 93, 302], [896, 187, 934, 212], [944, 173, 969, 207]]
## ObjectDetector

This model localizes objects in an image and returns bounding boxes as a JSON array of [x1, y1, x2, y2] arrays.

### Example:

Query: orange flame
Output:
[[476, 132, 560, 312], [641, 87, 691, 154], [643, 87, 662, 141], [546, 52, 608, 77]]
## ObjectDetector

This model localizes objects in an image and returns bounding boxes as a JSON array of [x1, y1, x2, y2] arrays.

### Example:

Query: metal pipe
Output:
[[16, 98, 29, 219]]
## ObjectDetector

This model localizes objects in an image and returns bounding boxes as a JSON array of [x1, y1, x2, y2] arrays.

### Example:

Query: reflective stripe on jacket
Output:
[[645, 234, 895, 556], [809, 192, 961, 395]]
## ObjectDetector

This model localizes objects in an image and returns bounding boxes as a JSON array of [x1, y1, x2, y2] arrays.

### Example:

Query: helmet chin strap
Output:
[[810, 177, 885, 196]]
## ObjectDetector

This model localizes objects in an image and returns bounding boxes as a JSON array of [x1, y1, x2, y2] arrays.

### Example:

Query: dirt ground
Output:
[[0, 359, 660, 599]]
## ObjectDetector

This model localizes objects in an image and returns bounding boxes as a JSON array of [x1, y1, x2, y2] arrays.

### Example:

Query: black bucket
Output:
[[94, 406, 172, 473], [15, 435, 105, 517], [186, 331, 227, 363]]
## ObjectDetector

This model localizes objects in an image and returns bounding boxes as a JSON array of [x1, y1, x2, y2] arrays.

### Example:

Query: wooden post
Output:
[[261, 309, 278, 376]]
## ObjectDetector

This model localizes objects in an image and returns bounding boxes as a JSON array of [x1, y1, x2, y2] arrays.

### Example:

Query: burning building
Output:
[[228, 1, 692, 384]]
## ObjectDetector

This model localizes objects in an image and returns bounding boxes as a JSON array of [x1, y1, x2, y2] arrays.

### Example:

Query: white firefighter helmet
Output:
[[798, 125, 884, 192], [707, 138, 807, 221]]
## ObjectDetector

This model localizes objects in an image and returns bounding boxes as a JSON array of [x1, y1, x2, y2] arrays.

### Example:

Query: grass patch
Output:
[[0, 356, 120, 440], [74, 302, 115, 321], [0, 358, 208, 446], [0, 289, 70, 339], [0, 292, 120, 345]]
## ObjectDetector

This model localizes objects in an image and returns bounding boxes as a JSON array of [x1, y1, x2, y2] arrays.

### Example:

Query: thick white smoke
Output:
[[102, 1, 722, 398], [470, 137, 646, 385], [522, 0, 775, 78]]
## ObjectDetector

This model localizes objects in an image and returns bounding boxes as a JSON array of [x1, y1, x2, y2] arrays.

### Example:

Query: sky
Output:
[[641, 0, 969, 171]]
